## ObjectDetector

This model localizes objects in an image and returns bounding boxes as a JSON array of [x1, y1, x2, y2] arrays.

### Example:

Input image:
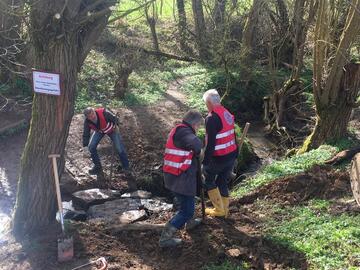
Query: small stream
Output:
[[239, 122, 280, 179]]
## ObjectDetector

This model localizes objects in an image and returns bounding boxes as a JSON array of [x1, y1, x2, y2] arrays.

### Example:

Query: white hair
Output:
[[203, 89, 221, 104]]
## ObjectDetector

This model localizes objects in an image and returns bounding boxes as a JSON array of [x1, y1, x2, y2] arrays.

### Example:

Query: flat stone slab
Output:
[[121, 190, 152, 199], [87, 198, 172, 220], [72, 188, 122, 209], [140, 198, 173, 212], [117, 210, 147, 224]]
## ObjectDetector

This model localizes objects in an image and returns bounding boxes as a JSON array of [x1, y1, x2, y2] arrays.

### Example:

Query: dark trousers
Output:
[[203, 157, 236, 197], [169, 193, 195, 229]]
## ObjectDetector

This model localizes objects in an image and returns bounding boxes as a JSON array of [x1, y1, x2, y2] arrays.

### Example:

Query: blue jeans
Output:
[[169, 193, 195, 229], [203, 158, 236, 197], [88, 130, 129, 169]]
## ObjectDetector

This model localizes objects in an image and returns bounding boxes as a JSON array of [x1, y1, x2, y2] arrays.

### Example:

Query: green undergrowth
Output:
[[76, 53, 188, 112], [115, 0, 174, 22], [231, 138, 357, 198], [204, 260, 250, 270], [258, 199, 360, 270], [175, 64, 272, 119], [76, 51, 274, 123]]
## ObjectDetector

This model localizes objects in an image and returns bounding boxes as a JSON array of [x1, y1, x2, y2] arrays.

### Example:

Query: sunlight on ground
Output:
[[0, 213, 11, 240]]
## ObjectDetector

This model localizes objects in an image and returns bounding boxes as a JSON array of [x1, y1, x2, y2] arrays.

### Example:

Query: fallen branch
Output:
[[141, 48, 195, 62], [325, 146, 360, 165]]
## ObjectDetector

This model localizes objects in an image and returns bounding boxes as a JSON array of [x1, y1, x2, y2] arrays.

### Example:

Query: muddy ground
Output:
[[0, 79, 358, 270]]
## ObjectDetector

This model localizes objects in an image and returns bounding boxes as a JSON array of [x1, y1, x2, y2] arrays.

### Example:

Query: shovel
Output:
[[49, 154, 74, 262]]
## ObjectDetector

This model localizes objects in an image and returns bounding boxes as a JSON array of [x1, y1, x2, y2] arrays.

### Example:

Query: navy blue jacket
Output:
[[163, 121, 202, 196]]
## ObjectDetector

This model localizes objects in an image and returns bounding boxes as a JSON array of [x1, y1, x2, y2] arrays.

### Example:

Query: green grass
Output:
[[114, 0, 175, 22], [261, 199, 360, 270], [204, 260, 250, 270], [231, 145, 338, 197], [125, 68, 176, 105], [76, 51, 179, 111]]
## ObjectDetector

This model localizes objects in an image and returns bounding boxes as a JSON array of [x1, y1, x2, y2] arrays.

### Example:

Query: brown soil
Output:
[[0, 80, 356, 270], [237, 165, 352, 206]]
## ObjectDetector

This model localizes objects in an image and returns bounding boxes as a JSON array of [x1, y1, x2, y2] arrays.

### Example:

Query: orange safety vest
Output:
[[163, 124, 194, 175], [88, 108, 115, 134], [210, 105, 237, 156]]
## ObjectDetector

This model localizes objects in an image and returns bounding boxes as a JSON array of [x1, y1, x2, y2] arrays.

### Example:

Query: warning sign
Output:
[[32, 70, 61, 96]]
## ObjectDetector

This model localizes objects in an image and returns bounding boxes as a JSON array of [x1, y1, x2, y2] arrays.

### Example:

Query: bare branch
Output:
[[107, 0, 155, 24], [78, 7, 111, 25], [141, 48, 195, 62]]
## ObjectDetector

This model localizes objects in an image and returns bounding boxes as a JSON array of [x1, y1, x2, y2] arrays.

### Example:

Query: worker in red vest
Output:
[[202, 89, 238, 218], [159, 110, 203, 248], [82, 107, 130, 175]]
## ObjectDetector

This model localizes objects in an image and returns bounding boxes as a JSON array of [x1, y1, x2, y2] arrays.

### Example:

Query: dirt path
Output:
[[0, 78, 320, 270], [64, 78, 191, 194]]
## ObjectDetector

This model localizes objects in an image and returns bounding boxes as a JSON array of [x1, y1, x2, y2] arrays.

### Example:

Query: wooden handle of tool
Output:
[[49, 154, 65, 233], [238, 122, 250, 153]]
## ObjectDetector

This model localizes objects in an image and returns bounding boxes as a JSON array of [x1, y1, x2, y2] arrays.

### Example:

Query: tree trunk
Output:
[[301, 63, 360, 152], [213, 0, 227, 29], [114, 68, 132, 98], [191, 0, 209, 61], [302, 0, 360, 152], [12, 0, 112, 236], [291, 0, 316, 80], [176, 0, 191, 53], [273, 0, 292, 66], [145, 4, 160, 53], [329, 0, 349, 53], [241, 0, 264, 62]]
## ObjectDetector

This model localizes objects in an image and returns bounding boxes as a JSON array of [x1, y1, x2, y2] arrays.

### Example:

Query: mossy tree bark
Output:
[[12, 0, 115, 236], [300, 0, 360, 152]]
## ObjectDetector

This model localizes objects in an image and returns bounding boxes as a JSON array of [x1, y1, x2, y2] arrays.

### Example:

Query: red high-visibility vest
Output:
[[210, 105, 237, 156], [163, 124, 194, 175], [88, 108, 115, 134]]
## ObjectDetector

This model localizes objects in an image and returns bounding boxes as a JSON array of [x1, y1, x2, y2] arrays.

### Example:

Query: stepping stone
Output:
[[88, 198, 141, 219], [117, 210, 147, 224], [87, 198, 173, 220], [72, 188, 122, 209], [139, 198, 173, 213], [121, 190, 152, 199]]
